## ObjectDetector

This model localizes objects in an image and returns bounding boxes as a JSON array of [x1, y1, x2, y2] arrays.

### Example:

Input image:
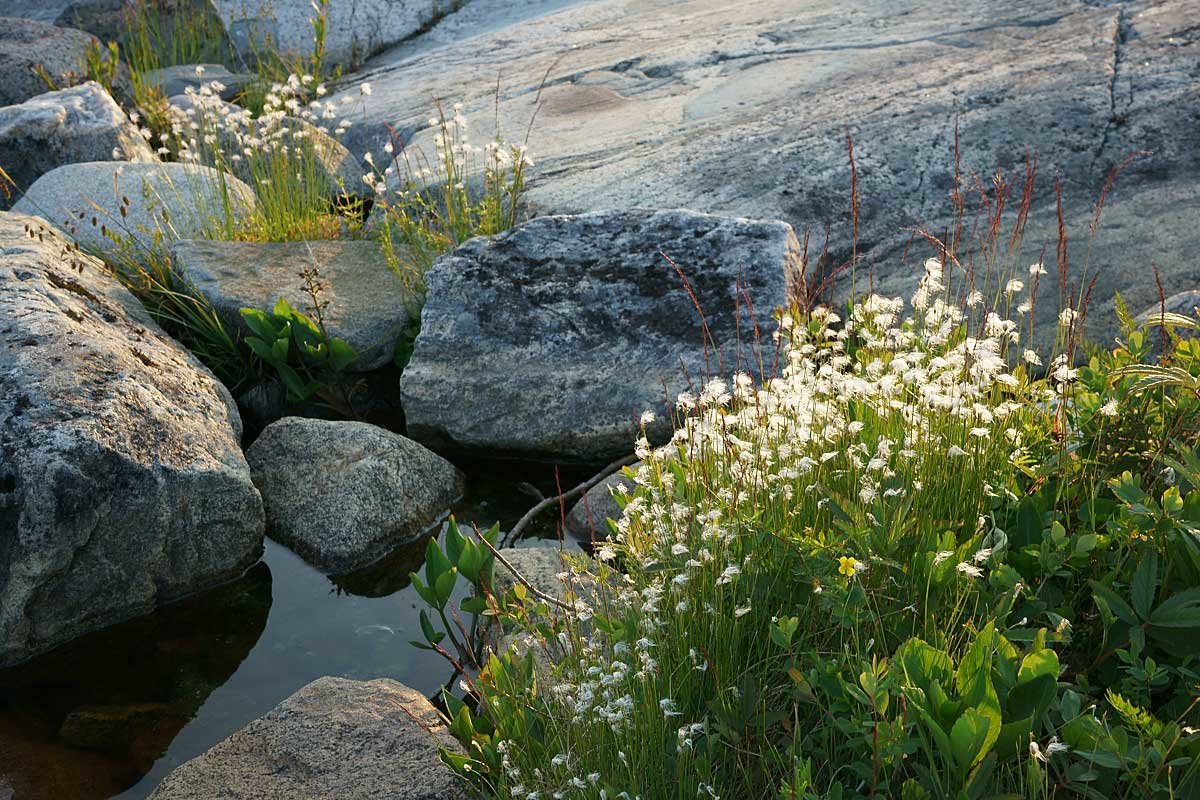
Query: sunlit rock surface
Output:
[[0, 211, 264, 668]]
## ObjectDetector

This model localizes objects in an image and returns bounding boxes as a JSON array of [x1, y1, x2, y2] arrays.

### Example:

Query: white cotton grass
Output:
[[162, 72, 360, 240], [369, 100, 533, 285]]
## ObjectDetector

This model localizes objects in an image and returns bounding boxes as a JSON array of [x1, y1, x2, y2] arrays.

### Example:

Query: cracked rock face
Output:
[[338, 0, 1200, 349], [245, 417, 464, 575], [147, 676, 465, 800], [0, 82, 156, 211], [0, 212, 264, 669], [400, 208, 802, 462]]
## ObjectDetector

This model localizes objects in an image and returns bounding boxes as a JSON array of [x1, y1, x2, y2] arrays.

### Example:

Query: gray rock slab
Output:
[[245, 417, 465, 574], [171, 238, 417, 371], [147, 676, 465, 800], [215, 0, 453, 71], [334, 0, 1200, 351], [0, 211, 264, 668], [13, 161, 258, 258], [0, 82, 155, 209], [400, 208, 802, 462]]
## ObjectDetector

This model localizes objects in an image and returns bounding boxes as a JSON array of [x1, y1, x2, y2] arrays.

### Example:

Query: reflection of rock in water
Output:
[[0, 562, 272, 799], [328, 534, 430, 598]]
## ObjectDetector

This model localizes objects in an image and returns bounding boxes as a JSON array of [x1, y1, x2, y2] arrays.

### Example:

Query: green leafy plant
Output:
[[240, 296, 356, 405]]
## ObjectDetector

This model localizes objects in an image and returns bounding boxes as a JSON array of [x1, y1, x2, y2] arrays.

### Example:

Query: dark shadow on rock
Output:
[[0, 562, 272, 799]]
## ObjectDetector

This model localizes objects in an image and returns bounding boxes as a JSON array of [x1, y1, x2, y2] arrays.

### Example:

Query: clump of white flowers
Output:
[[482, 263, 1052, 798]]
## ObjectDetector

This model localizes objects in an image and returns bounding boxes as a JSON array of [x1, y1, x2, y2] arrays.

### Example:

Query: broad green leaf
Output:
[[1017, 649, 1060, 684], [239, 307, 281, 340], [895, 637, 953, 694], [1004, 674, 1056, 722], [1131, 551, 1158, 620], [1090, 581, 1138, 626], [1148, 588, 1200, 628], [425, 538, 452, 586], [950, 707, 992, 771], [435, 567, 458, 606]]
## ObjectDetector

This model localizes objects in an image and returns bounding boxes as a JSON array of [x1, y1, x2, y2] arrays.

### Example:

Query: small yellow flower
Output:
[[837, 556, 857, 577]]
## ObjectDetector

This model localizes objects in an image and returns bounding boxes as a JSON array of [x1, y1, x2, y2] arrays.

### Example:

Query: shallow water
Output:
[[0, 468, 577, 799]]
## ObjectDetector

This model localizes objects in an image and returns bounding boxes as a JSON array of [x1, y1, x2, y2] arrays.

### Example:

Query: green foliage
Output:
[[407, 291, 1200, 799], [240, 296, 356, 404]]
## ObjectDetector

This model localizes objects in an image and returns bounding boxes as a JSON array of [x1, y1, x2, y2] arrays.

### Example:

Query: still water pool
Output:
[[0, 468, 571, 799]]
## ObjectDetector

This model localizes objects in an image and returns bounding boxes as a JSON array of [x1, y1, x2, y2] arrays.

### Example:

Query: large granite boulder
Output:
[[0, 17, 98, 106], [0, 211, 264, 668], [400, 209, 802, 462], [147, 676, 465, 800], [0, 82, 155, 209], [171, 239, 416, 371], [337, 0, 1200, 351], [245, 417, 464, 574], [13, 161, 257, 257]]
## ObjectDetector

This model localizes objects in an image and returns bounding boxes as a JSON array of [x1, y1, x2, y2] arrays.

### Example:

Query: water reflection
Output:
[[0, 464, 590, 799], [0, 563, 272, 799]]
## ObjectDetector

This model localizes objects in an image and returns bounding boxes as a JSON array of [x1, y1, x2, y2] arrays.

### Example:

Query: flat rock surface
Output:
[[0, 16, 98, 106], [147, 676, 465, 800], [400, 208, 801, 462], [0, 82, 155, 209], [0, 211, 263, 668], [171, 239, 416, 371], [245, 417, 465, 574], [337, 0, 1200, 349], [13, 161, 258, 258]]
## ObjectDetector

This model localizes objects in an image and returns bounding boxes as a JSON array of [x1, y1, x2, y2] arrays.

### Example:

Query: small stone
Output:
[[171, 239, 418, 371], [0, 82, 155, 210], [143, 64, 254, 101], [58, 703, 184, 758], [147, 676, 465, 800], [564, 468, 638, 544], [245, 417, 465, 574]]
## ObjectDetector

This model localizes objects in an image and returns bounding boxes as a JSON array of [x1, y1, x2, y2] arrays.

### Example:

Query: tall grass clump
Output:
[[409, 163, 1200, 799], [371, 102, 532, 290], [166, 72, 363, 241], [117, 0, 236, 137]]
